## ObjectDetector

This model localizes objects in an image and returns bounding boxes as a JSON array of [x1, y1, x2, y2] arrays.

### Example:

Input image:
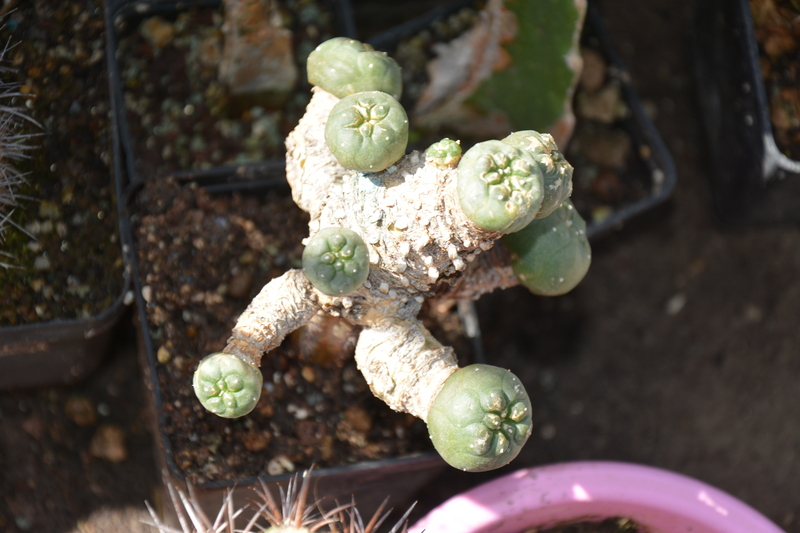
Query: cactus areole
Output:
[[193, 37, 591, 472]]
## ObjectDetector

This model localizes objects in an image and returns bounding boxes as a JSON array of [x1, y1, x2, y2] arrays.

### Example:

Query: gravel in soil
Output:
[[0, 0, 124, 325], [750, 0, 800, 161], [117, 1, 339, 180], [133, 177, 450, 486]]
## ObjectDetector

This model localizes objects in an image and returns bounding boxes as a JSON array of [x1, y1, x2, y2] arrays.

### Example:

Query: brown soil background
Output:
[[1, 0, 800, 531]]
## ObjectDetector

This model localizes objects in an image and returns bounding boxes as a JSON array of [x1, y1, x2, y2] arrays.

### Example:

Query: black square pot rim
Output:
[[104, 0, 357, 199], [732, 0, 800, 180], [0, 1, 135, 390], [364, 0, 677, 239]]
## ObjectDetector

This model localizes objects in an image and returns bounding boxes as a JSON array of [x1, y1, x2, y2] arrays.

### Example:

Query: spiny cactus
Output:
[[144, 468, 415, 533], [193, 36, 591, 472], [0, 41, 39, 268]]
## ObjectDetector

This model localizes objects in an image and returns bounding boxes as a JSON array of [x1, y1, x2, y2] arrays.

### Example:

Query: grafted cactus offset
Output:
[[193, 37, 591, 472]]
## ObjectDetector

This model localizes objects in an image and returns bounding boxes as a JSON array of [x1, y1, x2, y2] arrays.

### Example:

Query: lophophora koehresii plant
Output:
[[192, 37, 591, 472]]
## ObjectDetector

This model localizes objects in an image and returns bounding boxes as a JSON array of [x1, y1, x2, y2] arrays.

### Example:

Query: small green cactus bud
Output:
[[307, 37, 403, 100], [427, 364, 532, 472], [303, 227, 370, 296], [425, 138, 462, 168], [503, 130, 573, 219], [193, 352, 263, 418], [325, 91, 408, 173], [456, 140, 544, 234], [503, 200, 591, 296]]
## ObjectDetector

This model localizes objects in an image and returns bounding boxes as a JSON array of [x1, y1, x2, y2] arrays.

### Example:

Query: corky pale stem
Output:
[[354, 318, 459, 421], [224, 269, 320, 365]]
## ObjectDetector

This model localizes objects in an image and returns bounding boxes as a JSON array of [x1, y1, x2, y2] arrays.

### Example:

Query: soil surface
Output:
[[536, 518, 642, 533], [117, 1, 339, 179], [0, 0, 124, 325], [1, 0, 800, 532], [132, 177, 452, 486]]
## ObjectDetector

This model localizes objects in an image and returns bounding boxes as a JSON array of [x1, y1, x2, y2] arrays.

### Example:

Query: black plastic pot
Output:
[[107, 0, 445, 524], [0, 0, 132, 391], [107, 0, 356, 189], [694, 0, 800, 225], [0, 300, 129, 390], [122, 170, 445, 525], [364, 1, 676, 239]]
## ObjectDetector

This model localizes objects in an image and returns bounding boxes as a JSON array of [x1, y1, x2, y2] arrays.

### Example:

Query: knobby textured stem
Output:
[[223, 269, 320, 366], [354, 318, 458, 421], [194, 34, 590, 471]]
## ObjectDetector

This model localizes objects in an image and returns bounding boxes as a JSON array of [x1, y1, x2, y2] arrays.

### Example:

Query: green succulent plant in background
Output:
[[192, 34, 591, 473]]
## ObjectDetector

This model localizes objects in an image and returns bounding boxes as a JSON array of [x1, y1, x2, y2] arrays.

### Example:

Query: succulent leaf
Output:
[[456, 140, 544, 233], [427, 364, 532, 472], [193, 352, 263, 418], [307, 37, 403, 99], [325, 91, 409, 173], [425, 138, 462, 168], [503, 130, 573, 219], [503, 199, 591, 296], [303, 227, 370, 296]]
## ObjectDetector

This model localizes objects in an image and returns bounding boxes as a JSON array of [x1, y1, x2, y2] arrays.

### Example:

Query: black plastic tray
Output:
[[364, 1, 677, 239], [0, 0, 133, 391], [694, 0, 800, 225]]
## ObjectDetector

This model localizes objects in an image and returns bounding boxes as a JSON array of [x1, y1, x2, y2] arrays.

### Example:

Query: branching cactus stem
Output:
[[354, 318, 458, 421], [222, 269, 320, 365], [193, 36, 591, 472]]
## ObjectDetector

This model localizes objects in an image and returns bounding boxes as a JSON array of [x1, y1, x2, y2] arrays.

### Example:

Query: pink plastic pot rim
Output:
[[409, 461, 786, 533]]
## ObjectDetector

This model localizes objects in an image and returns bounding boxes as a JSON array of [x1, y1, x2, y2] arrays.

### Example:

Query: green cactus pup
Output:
[[193, 352, 263, 418], [307, 37, 403, 100], [457, 139, 544, 234], [302, 227, 370, 296], [325, 91, 408, 173], [427, 364, 532, 472], [503, 130, 573, 219], [425, 138, 462, 168], [503, 200, 591, 296]]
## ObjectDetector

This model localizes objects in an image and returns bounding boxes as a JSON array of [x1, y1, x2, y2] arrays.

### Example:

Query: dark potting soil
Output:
[[117, 1, 338, 180], [132, 177, 463, 486], [750, 0, 800, 161], [0, 0, 124, 325], [531, 517, 644, 533]]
